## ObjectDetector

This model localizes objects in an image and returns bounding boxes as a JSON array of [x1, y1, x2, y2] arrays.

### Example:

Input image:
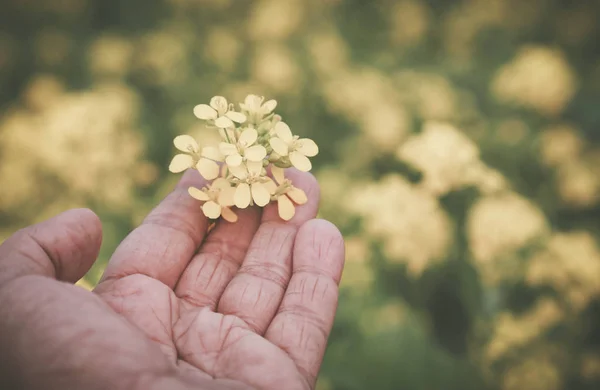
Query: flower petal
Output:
[[262, 99, 277, 114], [193, 104, 218, 120], [215, 116, 234, 128], [278, 195, 296, 221], [202, 201, 222, 219], [263, 178, 278, 194], [212, 178, 231, 190], [188, 187, 210, 201], [275, 122, 293, 142], [244, 145, 267, 162], [219, 142, 238, 156], [210, 96, 228, 114], [238, 128, 258, 146], [226, 153, 243, 167], [234, 183, 251, 208], [169, 154, 194, 173], [251, 183, 271, 207], [221, 207, 238, 223], [173, 135, 199, 153], [246, 161, 263, 175], [229, 164, 248, 180], [296, 138, 319, 157], [196, 158, 220, 180], [201, 146, 223, 161], [287, 187, 308, 205], [271, 166, 285, 184], [225, 111, 247, 123], [270, 137, 289, 156], [218, 186, 236, 206], [289, 151, 312, 172]]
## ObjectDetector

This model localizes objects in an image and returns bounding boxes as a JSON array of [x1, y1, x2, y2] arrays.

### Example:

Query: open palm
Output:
[[0, 169, 345, 390]]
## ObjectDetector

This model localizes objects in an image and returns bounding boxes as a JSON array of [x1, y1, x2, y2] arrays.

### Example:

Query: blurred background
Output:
[[1, 0, 600, 388]]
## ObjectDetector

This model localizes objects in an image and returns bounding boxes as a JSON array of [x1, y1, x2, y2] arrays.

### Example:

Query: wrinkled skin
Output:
[[0, 169, 345, 390]]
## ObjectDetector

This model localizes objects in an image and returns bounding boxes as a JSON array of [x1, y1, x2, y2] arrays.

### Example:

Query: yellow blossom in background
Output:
[[486, 298, 563, 362], [397, 121, 481, 196], [491, 45, 577, 116], [539, 124, 583, 167], [346, 174, 452, 277], [527, 231, 600, 311], [467, 192, 549, 286]]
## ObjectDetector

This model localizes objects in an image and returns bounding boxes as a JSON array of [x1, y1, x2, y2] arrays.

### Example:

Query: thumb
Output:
[[0, 208, 102, 287]]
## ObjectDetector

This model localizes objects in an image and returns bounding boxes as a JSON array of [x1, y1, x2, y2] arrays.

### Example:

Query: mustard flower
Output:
[[168, 135, 222, 180], [188, 178, 237, 222], [239, 94, 277, 125], [193, 96, 246, 128], [229, 161, 271, 208], [219, 127, 267, 167], [269, 122, 318, 172], [265, 166, 308, 221]]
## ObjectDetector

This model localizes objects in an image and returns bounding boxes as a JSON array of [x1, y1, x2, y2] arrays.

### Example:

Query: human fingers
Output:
[[216, 171, 320, 334], [264, 220, 344, 386], [0, 208, 102, 287], [99, 169, 209, 288]]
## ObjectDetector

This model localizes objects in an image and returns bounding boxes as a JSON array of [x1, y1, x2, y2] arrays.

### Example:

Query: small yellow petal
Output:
[[196, 158, 220, 180], [289, 151, 312, 172], [244, 145, 267, 162], [193, 104, 218, 120], [210, 96, 228, 114], [234, 183, 251, 208], [201, 146, 223, 161], [219, 142, 238, 156], [221, 207, 238, 223], [238, 128, 258, 146], [202, 201, 222, 219], [263, 99, 277, 113], [271, 166, 285, 184], [188, 187, 210, 201], [212, 178, 230, 190], [251, 183, 270, 207], [169, 154, 194, 173], [264, 178, 278, 194], [278, 195, 295, 221], [225, 111, 247, 123], [218, 186, 236, 206], [174, 135, 199, 153], [287, 187, 308, 205], [270, 137, 289, 156], [215, 116, 234, 128], [246, 161, 263, 175], [275, 122, 293, 142], [229, 164, 248, 180], [226, 153, 243, 167], [296, 138, 319, 157]]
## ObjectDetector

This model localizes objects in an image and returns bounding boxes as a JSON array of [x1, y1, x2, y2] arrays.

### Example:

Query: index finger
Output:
[[98, 169, 209, 288]]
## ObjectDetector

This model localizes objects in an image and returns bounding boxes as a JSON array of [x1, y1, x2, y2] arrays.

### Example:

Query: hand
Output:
[[0, 169, 345, 390]]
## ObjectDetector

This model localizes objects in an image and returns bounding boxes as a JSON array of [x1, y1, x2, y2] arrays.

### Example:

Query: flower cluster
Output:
[[169, 95, 318, 222]]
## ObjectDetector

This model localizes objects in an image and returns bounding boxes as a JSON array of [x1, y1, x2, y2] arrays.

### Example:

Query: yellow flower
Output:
[[188, 178, 237, 222], [168, 135, 222, 180], [219, 127, 267, 167], [269, 122, 318, 172], [265, 166, 308, 221], [193, 96, 247, 128], [239, 94, 277, 124], [229, 161, 271, 208]]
